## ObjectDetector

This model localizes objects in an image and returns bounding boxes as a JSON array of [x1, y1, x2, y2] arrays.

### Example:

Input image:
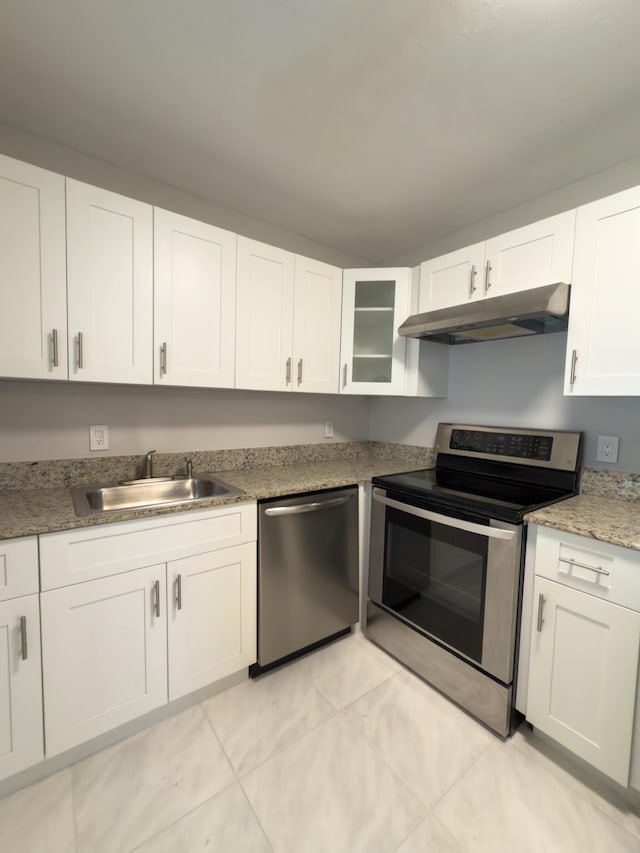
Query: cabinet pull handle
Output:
[[536, 593, 545, 632], [297, 358, 303, 385], [285, 357, 292, 385], [469, 264, 477, 296], [20, 615, 28, 660], [175, 573, 182, 611], [484, 260, 492, 292], [160, 342, 168, 376], [52, 328, 59, 367], [77, 332, 84, 369], [342, 363, 348, 389], [153, 579, 160, 618], [559, 556, 609, 576], [570, 349, 578, 385]]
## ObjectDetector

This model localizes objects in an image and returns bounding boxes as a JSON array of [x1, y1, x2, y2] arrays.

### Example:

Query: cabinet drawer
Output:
[[534, 526, 640, 611], [40, 502, 257, 590], [0, 537, 39, 601]]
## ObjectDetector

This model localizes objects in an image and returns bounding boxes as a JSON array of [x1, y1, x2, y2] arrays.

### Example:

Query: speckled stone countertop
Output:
[[0, 445, 434, 540], [525, 493, 640, 552]]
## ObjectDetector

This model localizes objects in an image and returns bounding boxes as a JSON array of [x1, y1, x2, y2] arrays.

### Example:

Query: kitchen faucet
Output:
[[143, 450, 156, 478]]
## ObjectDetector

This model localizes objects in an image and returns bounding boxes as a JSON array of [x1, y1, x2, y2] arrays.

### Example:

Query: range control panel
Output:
[[449, 429, 554, 461]]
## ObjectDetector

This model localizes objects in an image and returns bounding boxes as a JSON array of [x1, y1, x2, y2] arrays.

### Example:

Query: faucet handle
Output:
[[184, 457, 193, 479]]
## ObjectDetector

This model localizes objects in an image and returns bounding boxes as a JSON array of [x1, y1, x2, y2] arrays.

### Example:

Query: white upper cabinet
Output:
[[0, 154, 67, 380], [419, 211, 576, 312], [340, 268, 410, 395], [154, 209, 236, 388], [66, 179, 153, 384], [483, 211, 576, 297], [292, 255, 342, 394], [419, 243, 486, 312], [236, 237, 295, 392], [236, 238, 343, 393], [564, 186, 640, 396]]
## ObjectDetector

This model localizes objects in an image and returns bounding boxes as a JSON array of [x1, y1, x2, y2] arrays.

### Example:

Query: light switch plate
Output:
[[324, 420, 334, 438], [89, 424, 109, 451], [596, 434, 619, 463]]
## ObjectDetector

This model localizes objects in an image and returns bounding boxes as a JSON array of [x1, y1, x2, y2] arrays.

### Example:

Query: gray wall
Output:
[[0, 122, 367, 269], [0, 380, 370, 462], [370, 333, 640, 471]]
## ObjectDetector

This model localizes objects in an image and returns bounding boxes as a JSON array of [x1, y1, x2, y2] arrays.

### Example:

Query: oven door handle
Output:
[[372, 488, 516, 541]]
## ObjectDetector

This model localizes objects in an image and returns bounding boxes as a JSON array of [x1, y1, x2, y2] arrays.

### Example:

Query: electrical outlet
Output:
[[324, 420, 334, 438], [89, 424, 109, 451], [596, 434, 619, 463]]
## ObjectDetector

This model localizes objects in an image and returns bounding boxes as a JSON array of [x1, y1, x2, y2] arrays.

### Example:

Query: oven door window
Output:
[[381, 505, 487, 663]]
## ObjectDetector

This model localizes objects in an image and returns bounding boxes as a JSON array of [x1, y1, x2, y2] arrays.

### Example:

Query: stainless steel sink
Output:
[[71, 475, 244, 517]]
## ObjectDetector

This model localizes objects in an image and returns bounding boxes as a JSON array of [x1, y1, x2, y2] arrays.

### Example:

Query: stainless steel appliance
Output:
[[398, 282, 570, 344], [252, 487, 359, 674], [366, 423, 582, 736]]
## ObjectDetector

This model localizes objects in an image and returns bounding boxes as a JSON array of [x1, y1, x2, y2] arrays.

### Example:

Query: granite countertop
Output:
[[0, 455, 427, 540], [525, 494, 640, 552]]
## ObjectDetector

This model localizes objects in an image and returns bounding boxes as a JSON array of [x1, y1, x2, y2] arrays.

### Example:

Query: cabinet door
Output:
[[564, 187, 640, 396], [484, 210, 575, 297], [293, 256, 342, 394], [167, 543, 256, 700], [41, 565, 167, 756], [0, 594, 43, 780], [527, 576, 640, 785], [235, 237, 295, 391], [154, 209, 236, 388], [0, 154, 67, 380], [418, 243, 485, 312], [66, 179, 153, 384], [340, 268, 409, 395]]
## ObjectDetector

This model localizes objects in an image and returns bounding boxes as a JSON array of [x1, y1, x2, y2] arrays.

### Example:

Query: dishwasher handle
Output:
[[264, 495, 351, 516]]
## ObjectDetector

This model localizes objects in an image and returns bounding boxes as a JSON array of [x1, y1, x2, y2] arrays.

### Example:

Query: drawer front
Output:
[[40, 502, 257, 590], [0, 537, 39, 601], [534, 526, 640, 611]]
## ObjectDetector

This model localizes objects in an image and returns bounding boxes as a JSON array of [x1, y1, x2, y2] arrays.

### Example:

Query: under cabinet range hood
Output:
[[398, 283, 571, 344]]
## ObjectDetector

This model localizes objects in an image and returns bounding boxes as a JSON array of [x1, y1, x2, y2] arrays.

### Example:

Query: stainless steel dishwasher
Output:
[[251, 486, 359, 674]]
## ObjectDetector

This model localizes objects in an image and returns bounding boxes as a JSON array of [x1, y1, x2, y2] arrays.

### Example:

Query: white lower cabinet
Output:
[[168, 542, 256, 700], [41, 565, 168, 757], [526, 527, 640, 786], [39, 504, 258, 759], [0, 594, 44, 778]]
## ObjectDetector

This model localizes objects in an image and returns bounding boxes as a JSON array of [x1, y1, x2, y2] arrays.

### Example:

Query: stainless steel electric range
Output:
[[365, 423, 582, 737]]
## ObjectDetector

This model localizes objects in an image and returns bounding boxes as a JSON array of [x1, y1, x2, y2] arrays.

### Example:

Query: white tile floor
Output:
[[2, 633, 639, 853]]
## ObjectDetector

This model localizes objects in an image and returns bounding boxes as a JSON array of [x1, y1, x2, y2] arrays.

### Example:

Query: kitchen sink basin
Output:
[[71, 475, 244, 517]]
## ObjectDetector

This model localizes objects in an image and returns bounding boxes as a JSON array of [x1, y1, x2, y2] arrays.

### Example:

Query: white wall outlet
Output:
[[596, 434, 619, 463], [89, 424, 109, 451], [324, 420, 334, 438]]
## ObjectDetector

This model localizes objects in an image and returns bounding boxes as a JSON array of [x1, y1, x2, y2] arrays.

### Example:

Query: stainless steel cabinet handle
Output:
[[153, 579, 160, 618], [570, 349, 578, 385], [285, 357, 292, 385], [484, 260, 492, 292], [536, 593, 545, 632], [559, 556, 610, 576], [77, 332, 84, 369], [20, 615, 28, 660], [160, 342, 168, 376], [342, 363, 348, 388], [297, 358, 303, 385], [52, 328, 59, 367], [372, 488, 515, 540], [264, 495, 351, 516], [469, 264, 477, 296], [175, 573, 182, 611]]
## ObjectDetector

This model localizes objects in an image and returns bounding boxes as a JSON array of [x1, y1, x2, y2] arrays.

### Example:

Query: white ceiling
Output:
[[2, 1, 640, 262]]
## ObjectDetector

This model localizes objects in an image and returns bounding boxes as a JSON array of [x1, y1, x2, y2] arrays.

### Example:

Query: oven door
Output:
[[368, 487, 522, 684]]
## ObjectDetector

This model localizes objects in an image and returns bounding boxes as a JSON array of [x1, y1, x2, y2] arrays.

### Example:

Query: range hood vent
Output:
[[398, 283, 570, 345]]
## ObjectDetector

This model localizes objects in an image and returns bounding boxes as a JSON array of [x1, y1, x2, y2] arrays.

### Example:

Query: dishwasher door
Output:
[[257, 486, 359, 667]]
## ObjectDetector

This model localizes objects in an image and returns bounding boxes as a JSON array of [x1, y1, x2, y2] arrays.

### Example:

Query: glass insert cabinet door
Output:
[[340, 268, 410, 395]]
